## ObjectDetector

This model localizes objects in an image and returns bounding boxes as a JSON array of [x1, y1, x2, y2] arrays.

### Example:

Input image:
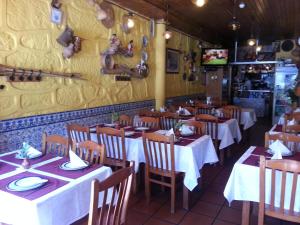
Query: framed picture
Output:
[[166, 48, 180, 73], [51, 7, 63, 24]]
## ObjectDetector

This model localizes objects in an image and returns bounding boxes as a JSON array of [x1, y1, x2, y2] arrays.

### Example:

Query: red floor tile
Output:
[[179, 212, 214, 225]]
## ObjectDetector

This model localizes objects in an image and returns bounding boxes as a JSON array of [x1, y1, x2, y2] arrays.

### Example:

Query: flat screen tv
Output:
[[201, 48, 229, 66]]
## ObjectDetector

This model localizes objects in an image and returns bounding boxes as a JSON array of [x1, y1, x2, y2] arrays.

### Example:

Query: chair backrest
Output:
[[285, 124, 300, 134], [142, 132, 175, 173], [258, 156, 300, 224], [183, 120, 206, 135], [196, 103, 213, 115], [88, 162, 134, 225], [223, 105, 241, 124], [138, 116, 160, 129], [265, 132, 300, 152], [74, 140, 105, 165], [96, 126, 127, 168], [195, 114, 218, 144], [160, 112, 179, 130], [139, 109, 161, 117], [67, 124, 91, 146], [184, 106, 197, 115], [42, 133, 69, 156], [118, 114, 132, 126]]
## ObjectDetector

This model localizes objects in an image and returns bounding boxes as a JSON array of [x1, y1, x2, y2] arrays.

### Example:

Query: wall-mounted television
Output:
[[201, 48, 229, 66]]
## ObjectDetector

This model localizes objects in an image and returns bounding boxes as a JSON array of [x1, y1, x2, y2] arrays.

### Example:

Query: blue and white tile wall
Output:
[[0, 100, 154, 153], [0, 94, 202, 153]]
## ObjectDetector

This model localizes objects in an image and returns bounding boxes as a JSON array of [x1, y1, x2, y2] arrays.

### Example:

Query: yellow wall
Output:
[[0, 0, 205, 120], [166, 31, 206, 98]]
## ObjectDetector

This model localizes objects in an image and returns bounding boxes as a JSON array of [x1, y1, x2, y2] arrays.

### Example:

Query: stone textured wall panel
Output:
[[20, 32, 50, 50], [7, 0, 50, 30], [0, 0, 202, 120], [0, 31, 17, 51], [56, 86, 83, 106], [20, 92, 54, 109]]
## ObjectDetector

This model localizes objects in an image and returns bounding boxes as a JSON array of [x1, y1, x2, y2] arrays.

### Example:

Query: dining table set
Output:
[[0, 149, 112, 225], [0, 102, 258, 224], [224, 107, 300, 225]]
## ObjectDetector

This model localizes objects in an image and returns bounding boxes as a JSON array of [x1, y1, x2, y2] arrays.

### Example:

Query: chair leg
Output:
[[219, 149, 224, 166], [145, 173, 151, 205], [170, 178, 175, 214], [257, 205, 264, 225]]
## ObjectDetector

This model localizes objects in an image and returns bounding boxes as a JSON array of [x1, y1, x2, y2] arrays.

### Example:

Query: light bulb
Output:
[[195, 0, 206, 7], [256, 45, 262, 52], [164, 30, 172, 39], [239, 1, 246, 8], [247, 38, 256, 46], [127, 18, 134, 28]]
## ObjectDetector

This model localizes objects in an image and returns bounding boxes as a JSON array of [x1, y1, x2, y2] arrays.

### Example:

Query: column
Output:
[[155, 19, 166, 110]]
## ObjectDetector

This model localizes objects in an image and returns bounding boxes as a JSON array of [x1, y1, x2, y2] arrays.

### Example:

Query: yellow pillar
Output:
[[155, 19, 166, 110]]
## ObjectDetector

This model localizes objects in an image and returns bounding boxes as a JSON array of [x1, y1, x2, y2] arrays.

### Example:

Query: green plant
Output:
[[175, 121, 184, 130], [111, 112, 119, 123]]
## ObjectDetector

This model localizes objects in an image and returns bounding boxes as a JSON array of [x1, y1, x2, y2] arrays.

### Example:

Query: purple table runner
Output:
[[0, 153, 55, 166], [251, 146, 272, 157], [0, 171, 68, 200], [36, 158, 103, 179], [0, 162, 17, 174], [273, 125, 283, 132], [242, 155, 260, 167]]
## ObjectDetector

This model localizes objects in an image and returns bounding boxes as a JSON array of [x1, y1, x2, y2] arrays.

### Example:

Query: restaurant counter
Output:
[[233, 90, 272, 117]]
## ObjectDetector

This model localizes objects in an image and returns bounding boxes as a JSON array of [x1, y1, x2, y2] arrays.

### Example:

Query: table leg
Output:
[[242, 201, 250, 225], [183, 185, 189, 210]]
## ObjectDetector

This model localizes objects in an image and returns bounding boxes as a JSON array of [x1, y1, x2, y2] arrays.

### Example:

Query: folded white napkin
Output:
[[69, 150, 87, 168], [165, 128, 174, 136], [269, 140, 291, 159], [180, 125, 194, 135], [27, 146, 42, 158], [182, 108, 191, 115], [287, 119, 296, 125], [160, 107, 166, 112], [189, 100, 194, 104], [294, 108, 300, 112], [133, 115, 141, 126], [151, 108, 155, 112]]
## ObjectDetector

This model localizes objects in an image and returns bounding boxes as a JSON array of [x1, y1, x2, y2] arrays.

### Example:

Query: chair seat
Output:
[[265, 205, 300, 223], [149, 167, 181, 177]]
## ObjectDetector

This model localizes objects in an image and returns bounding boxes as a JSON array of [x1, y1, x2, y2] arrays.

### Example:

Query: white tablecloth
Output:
[[0, 154, 112, 225], [216, 108, 257, 130], [223, 146, 300, 212], [91, 132, 219, 191], [218, 119, 242, 149]]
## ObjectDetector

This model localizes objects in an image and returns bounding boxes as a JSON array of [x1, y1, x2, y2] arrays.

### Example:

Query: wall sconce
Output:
[[164, 29, 172, 40], [211, 75, 218, 80], [247, 38, 256, 46], [127, 12, 134, 28], [192, 0, 207, 7]]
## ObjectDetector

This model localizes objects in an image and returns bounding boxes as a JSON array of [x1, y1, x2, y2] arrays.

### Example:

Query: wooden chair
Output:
[[142, 132, 182, 213], [223, 105, 241, 124], [119, 114, 132, 126], [265, 132, 300, 152], [195, 114, 224, 163], [96, 127, 127, 168], [42, 133, 69, 156], [73, 140, 105, 165], [283, 112, 300, 132], [184, 106, 197, 115], [88, 162, 134, 225], [183, 120, 206, 135], [160, 112, 179, 130], [285, 124, 300, 134], [138, 116, 160, 129], [196, 103, 213, 115], [258, 155, 300, 225], [67, 123, 91, 146]]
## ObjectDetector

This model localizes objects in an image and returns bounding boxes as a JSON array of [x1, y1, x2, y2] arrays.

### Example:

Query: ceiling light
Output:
[[247, 38, 256, 46], [127, 13, 134, 28], [164, 30, 172, 39], [256, 45, 262, 52], [192, 0, 206, 7], [239, 1, 246, 8], [228, 17, 240, 31]]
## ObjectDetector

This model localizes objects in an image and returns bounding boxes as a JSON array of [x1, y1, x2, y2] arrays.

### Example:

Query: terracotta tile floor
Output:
[[73, 118, 299, 225]]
